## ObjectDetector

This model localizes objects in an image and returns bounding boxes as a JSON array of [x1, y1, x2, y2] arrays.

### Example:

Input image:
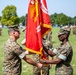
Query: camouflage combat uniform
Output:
[[2, 38, 25, 75], [43, 31, 52, 49], [33, 54, 50, 75], [55, 41, 73, 75], [33, 31, 53, 75], [0, 28, 2, 36], [72, 26, 76, 35]]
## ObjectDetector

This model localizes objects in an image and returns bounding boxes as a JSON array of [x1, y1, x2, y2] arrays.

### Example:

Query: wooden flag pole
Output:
[[40, 69, 42, 75]]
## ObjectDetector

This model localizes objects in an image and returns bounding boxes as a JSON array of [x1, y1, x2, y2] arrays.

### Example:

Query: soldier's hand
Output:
[[37, 63, 43, 68], [21, 39, 26, 45]]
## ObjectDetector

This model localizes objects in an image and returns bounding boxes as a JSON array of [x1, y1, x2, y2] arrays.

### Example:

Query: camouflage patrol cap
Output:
[[58, 28, 70, 36], [8, 25, 20, 31]]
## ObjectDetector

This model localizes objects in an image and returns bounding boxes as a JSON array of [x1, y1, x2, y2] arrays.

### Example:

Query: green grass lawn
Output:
[[0, 28, 76, 75]]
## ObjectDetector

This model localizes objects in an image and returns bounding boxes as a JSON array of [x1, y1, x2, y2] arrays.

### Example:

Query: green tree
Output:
[[56, 13, 68, 26], [1, 5, 19, 26], [51, 13, 69, 26], [19, 16, 25, 26], [51, 13, 57, 26], [73, 16, 76, 25], [19, 14, 28, 26], [0, 16, 1, 21]]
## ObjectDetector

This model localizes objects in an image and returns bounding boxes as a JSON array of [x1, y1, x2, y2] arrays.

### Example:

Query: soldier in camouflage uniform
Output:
[[0, 24, 2, 36], [2, 25, 42, 75], [40, 27, 73, 75], [43, 31, 52, 49], [0, 28, 2, 36], [33, 31, 53, 75], [72, 25, 76, 35]]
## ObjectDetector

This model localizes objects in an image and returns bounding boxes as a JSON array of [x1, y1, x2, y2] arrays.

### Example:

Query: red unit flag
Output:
[[26, 0, 52, 59]]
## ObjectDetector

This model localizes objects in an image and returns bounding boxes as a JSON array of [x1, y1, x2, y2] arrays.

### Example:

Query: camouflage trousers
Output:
[[33, 66, 49, 75], [2, 72, 20, 75], [2, 70, 21, 75], [55, 65, 73, 75], [33, 54, 50, 75]]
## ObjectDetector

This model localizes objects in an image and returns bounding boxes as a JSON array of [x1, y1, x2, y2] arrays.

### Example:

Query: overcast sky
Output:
[[0, 0, 76, 17]]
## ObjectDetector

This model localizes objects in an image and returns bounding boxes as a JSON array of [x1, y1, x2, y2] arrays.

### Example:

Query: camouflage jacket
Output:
[[2, 38, 24, 75], [55, 41, 73, 75]]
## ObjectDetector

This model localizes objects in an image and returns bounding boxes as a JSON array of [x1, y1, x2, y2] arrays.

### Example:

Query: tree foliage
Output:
[[50, 13, 76, 27], [19, 14, 28, 26], [1, 5, 19, 26], [73, 16, 76, 25], [19, 16, 25, 26], [1, 5, 76, 27], [51, 13, 69, 26], [0, 16, 1, 21]]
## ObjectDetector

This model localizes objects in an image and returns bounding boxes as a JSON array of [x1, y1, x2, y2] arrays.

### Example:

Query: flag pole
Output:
[[40, 69, 42, 75]]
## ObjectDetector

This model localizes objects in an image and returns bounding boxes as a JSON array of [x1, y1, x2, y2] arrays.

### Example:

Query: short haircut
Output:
[[8, 29, 15, 35]]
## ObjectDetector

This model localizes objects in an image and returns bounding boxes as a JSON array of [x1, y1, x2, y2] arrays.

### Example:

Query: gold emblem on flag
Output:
[[30, 0, 38, 22]]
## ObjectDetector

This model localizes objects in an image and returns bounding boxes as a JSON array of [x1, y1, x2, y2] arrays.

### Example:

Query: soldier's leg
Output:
[[41, 66, 49, 75], [33, 66, 49, 75], [33, 54, 50, 75], [33, 54, 40, 75], [33, 66, 40, 75]]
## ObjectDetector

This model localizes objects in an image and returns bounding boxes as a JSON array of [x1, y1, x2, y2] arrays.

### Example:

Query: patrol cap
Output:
[[58, 28, 70, 36], [8, 25, 20, 31]]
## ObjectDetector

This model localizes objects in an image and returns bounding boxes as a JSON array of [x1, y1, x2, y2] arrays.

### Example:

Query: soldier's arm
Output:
[[40, 57, 62, 64], [18, 49, 42, 68], [40, 47, 70, 64], [43, 46, 55, 57], [23, 56, 42, 68], [13, 44, 42, 68]]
